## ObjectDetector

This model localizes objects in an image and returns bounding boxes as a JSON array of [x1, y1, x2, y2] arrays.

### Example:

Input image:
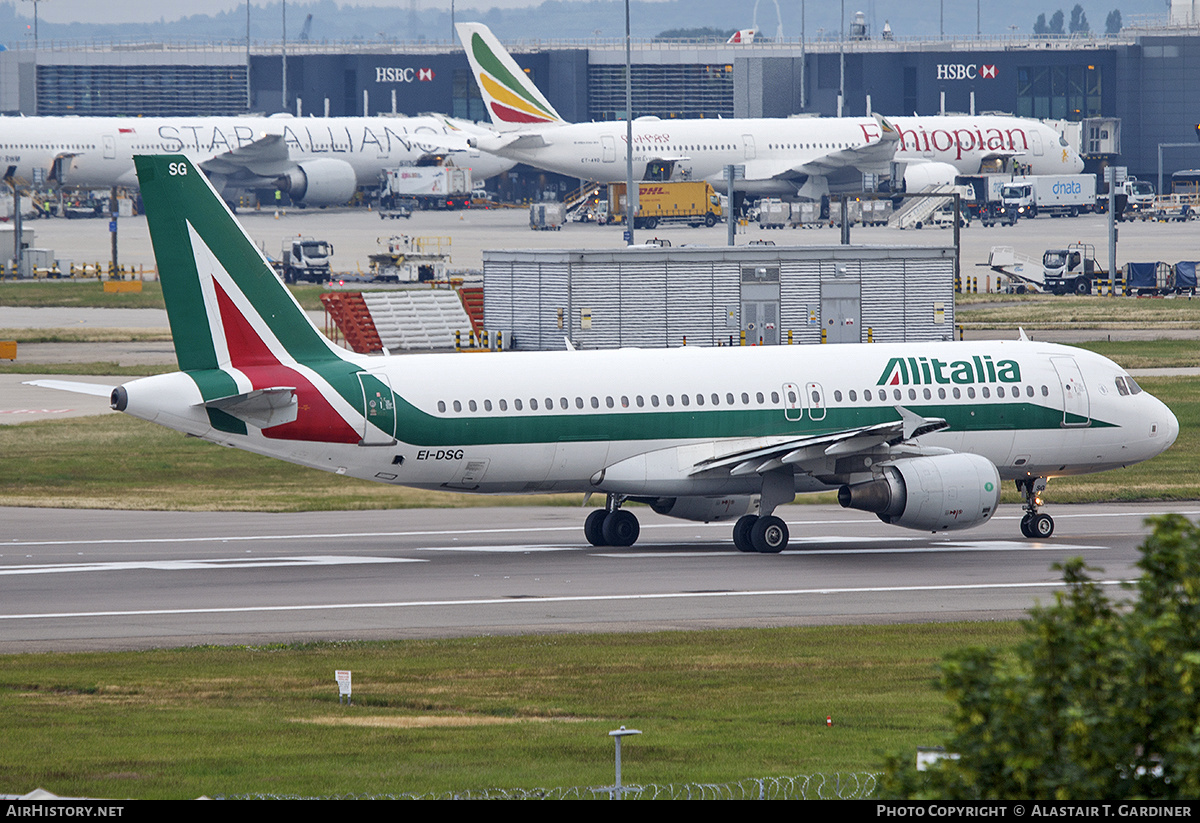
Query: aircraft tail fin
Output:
[[134, 155, 349, 375], [455, 22, 565, 130]]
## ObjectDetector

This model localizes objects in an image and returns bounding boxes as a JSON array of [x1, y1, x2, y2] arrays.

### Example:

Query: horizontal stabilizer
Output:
[[204, 387, 298, 430], [22, 379, 115, 398]]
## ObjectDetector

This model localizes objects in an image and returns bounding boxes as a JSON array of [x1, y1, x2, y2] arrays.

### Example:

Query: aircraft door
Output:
[[1031, 130, 1044, 157], [357, 371, 398, 445], [602, 135, 616, 163], [1050, 356, 1090, 427], [103, 135, 116, 160], [805, 382, 827, 421], [782, 382, 802, 422], [742, 134, 756, 161]]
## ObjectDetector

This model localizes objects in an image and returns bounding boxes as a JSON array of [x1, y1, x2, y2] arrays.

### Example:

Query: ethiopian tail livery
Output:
[[41, 155, 1175, 552], [0, 114, 514, 206], [455, 22, 1083, 198]]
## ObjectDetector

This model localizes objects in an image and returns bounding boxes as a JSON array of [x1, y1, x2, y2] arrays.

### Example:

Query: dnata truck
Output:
[[1002, 174, 1096, 217], [277, 236, 334, 284], [608, 181, 724, 229]]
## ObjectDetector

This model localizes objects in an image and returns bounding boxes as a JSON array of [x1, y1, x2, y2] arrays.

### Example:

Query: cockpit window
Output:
[[1114, 377, 1129, 396], [1125, 376, 1143, 395], [1059, 134, 1069, 147]]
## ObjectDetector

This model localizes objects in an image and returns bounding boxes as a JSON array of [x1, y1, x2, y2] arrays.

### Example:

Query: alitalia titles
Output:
[[877, 355, 1022, 387]]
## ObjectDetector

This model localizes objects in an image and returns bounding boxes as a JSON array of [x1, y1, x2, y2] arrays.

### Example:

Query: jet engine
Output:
[[275, 159, 358, 206], [902, 162, 959, 192], [641, 495, 758, 523], [837, 453, 1001, 532]]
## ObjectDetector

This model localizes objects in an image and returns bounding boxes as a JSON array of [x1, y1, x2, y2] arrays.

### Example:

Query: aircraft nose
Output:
[[1160, 402, 1180, 453]]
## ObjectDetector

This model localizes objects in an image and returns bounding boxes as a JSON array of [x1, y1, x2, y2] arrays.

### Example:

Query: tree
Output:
[[1049, 9, 1066, 34], [1106, 9, 1123, 34], [882, 515, 1200, 799], [1070, 4, 1091, 33], [1034, 13, 1049, 34]]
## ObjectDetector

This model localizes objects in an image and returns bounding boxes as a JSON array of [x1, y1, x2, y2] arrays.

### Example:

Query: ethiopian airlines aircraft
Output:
[[455, 23, 1083, 198], [29, 155, 1176, 553], [0, 114, 514, 206]]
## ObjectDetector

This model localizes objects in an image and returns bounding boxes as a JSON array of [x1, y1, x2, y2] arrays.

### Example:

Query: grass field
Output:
[[0, 279, 329, 312], [0, 624, 1023, 798]]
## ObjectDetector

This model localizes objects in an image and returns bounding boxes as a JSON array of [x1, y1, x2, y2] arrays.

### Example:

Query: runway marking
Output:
[[0, 408, 74, 415], [598, 540, 1107, 558], [0, 556, 424, 576], [0, 578, 1134, 621], [7, 507, 1191, 549]]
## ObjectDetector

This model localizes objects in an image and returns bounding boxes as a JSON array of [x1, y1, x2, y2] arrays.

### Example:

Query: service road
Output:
[[0, 502, 1187, 652]]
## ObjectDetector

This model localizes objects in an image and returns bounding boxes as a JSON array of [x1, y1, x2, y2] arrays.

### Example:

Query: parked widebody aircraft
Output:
[[455, 23, 1083, 199], [30, 155, 1176, 553], [0, 114, 515, 206]]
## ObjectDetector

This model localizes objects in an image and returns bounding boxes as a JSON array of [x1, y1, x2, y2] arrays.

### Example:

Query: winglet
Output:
[[455, 22, 565, 130]]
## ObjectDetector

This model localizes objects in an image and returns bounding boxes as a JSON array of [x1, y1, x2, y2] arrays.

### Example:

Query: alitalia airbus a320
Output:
[[32, 156, 1177, 553]]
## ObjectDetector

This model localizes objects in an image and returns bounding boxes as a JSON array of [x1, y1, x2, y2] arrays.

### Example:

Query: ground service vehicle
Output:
[[381, 166, 473, 210], [278, 236, 334, 283], [530, 202, 565, 231], [608, 181, 724, 229], [1002, 174, 1096, 217], [1043, 243, 1104, 295]]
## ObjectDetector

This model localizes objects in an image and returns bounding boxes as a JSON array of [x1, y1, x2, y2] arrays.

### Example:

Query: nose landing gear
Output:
[[1017, 477, 1054, 539]]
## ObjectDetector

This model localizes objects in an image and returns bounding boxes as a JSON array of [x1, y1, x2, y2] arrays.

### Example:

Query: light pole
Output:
[[623, 0, 635, 245]]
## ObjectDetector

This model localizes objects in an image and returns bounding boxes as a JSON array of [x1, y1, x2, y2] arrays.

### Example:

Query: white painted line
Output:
[[0, 578, 1134, 621], [7, 507, 1191, 549], [0, 556, 425, 576], [599, 540, 1106, 558]]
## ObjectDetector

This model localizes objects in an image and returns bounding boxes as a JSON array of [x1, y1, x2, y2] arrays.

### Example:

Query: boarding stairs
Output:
[[564, 181, 602, 214], [887, 184, 956, 230]]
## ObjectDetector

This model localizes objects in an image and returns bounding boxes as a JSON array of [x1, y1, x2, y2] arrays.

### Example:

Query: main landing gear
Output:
[[1017, 477, 1054, 539], [584, 495, 641, 547], [732, 513, 789, 553]]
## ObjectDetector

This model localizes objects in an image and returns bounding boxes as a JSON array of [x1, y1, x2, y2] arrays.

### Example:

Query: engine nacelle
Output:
[[837, 453, 1001, 532], [642, 495, 758, 523], [903, 162, 959, 192], [275, 159, 358, 206]]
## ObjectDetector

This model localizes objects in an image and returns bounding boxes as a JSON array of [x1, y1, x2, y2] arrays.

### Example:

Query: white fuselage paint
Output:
[[481, 115, 1083, 195], [118, 339, 1177, 500], [0, 115, 515, 190]]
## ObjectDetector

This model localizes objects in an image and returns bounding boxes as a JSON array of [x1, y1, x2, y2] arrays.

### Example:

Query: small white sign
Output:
[[336, 670, 352, 698]]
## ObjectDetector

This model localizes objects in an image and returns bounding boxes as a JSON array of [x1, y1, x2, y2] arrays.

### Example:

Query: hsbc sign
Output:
[[936, 64, 998, 80], [375, 67, 436, 83]]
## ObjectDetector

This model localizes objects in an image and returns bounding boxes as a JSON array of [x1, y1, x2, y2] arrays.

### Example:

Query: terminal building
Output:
[[1, 8, 1198, 190]]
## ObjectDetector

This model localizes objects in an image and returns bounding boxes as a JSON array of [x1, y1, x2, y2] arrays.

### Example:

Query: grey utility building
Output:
[[482, 245, 956, 351]]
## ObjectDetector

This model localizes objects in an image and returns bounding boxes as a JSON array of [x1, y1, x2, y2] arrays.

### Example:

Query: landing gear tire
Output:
[[750, 515, 788, 553], [584, 509, 608, 546], [601, 509, 640, 547], [733, 515, 758, 553], [1030, 513, 1054, 538]]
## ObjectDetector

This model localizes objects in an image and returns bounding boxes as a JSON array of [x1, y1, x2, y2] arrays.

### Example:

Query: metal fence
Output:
[[221, 772, 880, 800]]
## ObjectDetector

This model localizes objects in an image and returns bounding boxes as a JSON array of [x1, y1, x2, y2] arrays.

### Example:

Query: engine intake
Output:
[[838, 453, 1001, 532], [275, 158, 357, 206]]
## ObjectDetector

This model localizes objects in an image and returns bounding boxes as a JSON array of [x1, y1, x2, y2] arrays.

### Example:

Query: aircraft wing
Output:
[[598, 406, 950, 492], [198, 134, 295, 181], [748, 113, 900, 182], [688, 407, 949, 478]]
